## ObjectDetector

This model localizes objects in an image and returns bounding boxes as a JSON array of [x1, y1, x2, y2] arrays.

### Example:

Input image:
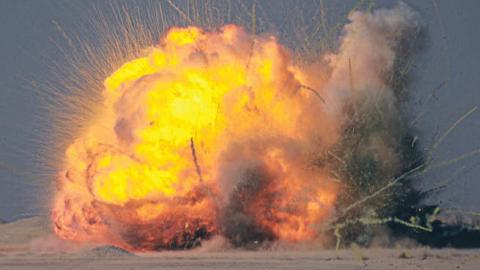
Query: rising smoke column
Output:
[[322, 4, 427, 246], [52, 4, 426, 250]]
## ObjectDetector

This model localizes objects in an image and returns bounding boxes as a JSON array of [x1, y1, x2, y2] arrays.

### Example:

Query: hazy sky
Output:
[[0, 0, 479, 221]]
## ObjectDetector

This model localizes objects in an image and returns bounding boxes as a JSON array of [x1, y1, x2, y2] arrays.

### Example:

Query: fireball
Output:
[[52, 25, 340, 250]]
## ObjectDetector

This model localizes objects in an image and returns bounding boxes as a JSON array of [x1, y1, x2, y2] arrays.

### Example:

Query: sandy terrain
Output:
[[1, 217, 479, 270]]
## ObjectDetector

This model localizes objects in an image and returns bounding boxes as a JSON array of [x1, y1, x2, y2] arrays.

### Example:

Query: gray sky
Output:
[[0, 0, 479, 221]]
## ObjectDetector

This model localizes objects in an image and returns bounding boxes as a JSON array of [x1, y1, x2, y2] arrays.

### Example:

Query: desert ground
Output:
[[1, 217, 479, 270]]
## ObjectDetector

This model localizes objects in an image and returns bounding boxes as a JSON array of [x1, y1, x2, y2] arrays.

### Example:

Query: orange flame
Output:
[[52, 25, 340, 250]]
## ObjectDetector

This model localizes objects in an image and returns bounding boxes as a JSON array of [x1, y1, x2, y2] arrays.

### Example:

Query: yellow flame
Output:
[[52, 25, 338, 248]]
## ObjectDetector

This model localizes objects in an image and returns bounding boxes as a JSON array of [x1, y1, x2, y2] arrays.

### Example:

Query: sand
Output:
[[1, 217, 479, 269]]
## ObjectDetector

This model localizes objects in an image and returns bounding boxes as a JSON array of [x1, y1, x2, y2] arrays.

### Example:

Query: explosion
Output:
[[52, 4, 427, 250]]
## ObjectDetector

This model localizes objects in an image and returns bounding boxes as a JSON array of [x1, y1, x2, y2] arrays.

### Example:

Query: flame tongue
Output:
[[52, 25, 339, 250]]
